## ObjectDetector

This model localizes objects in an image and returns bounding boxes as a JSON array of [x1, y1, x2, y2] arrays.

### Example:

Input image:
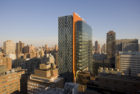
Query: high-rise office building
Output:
[[3, 40, 16, 60], [3, 40, 16, 55], [23, 45, 36, 58], [116, 39, 139, 52], [116, 52, 140, 76], [55, 45, 58, 51], [106, 31, 116, 67], [16, 41, 24, 58], [58, 12, 92, 82], [94, 41, 100, 54], [101, 44, 106, 54]]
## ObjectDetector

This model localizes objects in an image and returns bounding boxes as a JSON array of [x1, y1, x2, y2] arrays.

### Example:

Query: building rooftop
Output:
[[30, 74, 63, 83], [107, 30, 115, 34], [38, 82, 79, 94], [98, 73, 140, 82], [98, 67, 140, 81]]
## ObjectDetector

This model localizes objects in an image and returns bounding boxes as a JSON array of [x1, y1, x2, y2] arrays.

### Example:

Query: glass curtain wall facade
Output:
[[58, 13, 92, 82], [75, 21, 92, 73], [58, 15, 73, 82]]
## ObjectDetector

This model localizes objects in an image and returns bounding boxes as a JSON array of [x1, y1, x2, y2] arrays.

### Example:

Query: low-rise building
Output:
[[38, 83, 79, 94], [0, 57, 12, 71], [0, 67, 25, 94], [27, 56, 64, 94], [116, 52, 140, 76], [87, 68, 140, 94]]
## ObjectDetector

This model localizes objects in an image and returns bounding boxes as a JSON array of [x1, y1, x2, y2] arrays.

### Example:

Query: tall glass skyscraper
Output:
[[58, 12, 92, 82]]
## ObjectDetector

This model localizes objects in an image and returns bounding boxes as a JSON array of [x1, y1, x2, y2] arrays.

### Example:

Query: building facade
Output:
[[101, 44, 106, 54], [116, 52, 140, 76], [106, 31, 116, 67], [0, 57, 12, 71], [38, 83, 79, 94], [23, 45, 36, 59], [58, 12, 92, 82], [3, 40, 16, 55], [3, 40, 16, 60], [16, 41, 24, 59], [27, 57, 64, 94], [87, 72, 140, 94], [75, 21, 92, 74], [94, 41, 100, 54], [0, 67, 25, 94], [116, 39, 138, 52]]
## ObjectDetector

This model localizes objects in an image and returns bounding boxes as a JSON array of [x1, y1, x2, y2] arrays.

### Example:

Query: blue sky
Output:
[[0, 0, 140, 46]]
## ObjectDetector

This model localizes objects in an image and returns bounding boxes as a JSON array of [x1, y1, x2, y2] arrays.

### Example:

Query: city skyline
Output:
[[0, 1, 140, 94], [0, 0, 140, 46]]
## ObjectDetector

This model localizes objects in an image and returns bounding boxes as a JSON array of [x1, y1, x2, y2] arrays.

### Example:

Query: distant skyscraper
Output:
[[23, 45, 29, 54], [101, 44, 106, 54], [44, 44, 48, 53], [95, 41, 100, 54], [106, 31, 116, 67], [23, 45, 36, 58], [16, 41, 24, 58], [3, 40, 16, 55], [55, 44, 58, 51], [58, 12, 92, 82]]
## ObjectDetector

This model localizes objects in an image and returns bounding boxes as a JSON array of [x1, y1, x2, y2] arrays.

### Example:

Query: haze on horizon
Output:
[[0, 0, 140, 46]]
